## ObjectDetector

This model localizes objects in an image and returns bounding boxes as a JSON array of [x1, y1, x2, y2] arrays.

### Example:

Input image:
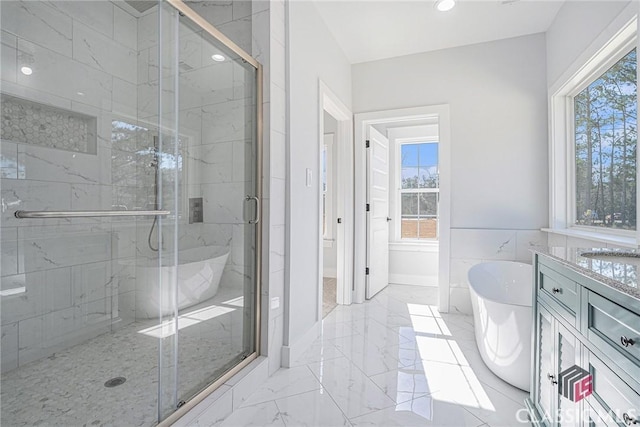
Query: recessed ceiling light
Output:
[[435, 0, 456, 12], [211, 54, 225, 62], [77, 91, 85, 96], [20, 66, 33, 76]]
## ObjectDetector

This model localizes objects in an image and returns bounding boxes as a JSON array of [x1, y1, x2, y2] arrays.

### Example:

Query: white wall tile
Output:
[[112, 77, 138, 119], [188, 1, 234, 27], [72, 261, 112, 304], [450, 229, 517, 260], [268, 314, 283, 374], [137, 11, 158, 52], [270, 178, 285, 226], [449, 258, 482, 289], [1, 1, 73, 57], [48, 1, 114, 39], [1, 178, 72, 228], [1, 228, 19, 277], [1, 322, 19, 372], [1, 30, 17, 84], [270, 224, 285, 273], [450, 287, 472, 315], [1, 141, 18, 179], [270, 131, 285, 180], [18, 144, 108, 185], [73, 21, 137, 84], [18, 225, 112, 274], [17, 40, 112, 110], [201, 182, 245, 224], [113, 5, 137, 50], [201, 99, 248, 144], [515, 230, 547, 263], [1, 268, 72, 324]]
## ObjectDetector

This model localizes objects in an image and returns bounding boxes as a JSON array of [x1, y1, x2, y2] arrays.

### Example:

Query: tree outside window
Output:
[[574, 49, 637, 230]]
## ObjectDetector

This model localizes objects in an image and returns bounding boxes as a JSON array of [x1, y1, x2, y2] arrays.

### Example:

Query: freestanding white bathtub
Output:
[[468, 261, 533, 391], [135, 246, 229, 319]]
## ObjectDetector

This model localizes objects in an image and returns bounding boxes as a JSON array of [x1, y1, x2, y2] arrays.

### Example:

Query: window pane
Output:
[[419, 166, 438, 189], [574, 48, 637, 230], [401, 193, 419, 239], [418, 193, 438, 239], [401, 144, 419, 167], [418, 143, 438, 168], [402, 167, 420, 189]]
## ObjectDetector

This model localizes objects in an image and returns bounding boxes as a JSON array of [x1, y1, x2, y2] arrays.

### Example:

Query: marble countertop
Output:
[[533, 247, 640, 302]]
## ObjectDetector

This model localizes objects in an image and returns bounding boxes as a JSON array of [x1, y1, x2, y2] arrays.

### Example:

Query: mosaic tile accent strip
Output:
[[1, 94, 97, 154]]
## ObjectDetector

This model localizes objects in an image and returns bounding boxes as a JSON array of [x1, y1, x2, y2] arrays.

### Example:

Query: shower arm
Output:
[[14, 210, 170, 219]]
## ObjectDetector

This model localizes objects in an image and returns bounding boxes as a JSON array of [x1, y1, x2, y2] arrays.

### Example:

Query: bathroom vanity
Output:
[[526, 248, 640, 427]]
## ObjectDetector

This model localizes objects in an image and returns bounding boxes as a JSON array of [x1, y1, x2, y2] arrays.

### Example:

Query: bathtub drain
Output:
[[104, 377, 126, 388]]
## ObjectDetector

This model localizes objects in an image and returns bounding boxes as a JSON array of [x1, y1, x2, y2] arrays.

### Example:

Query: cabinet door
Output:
[[536, 305, 555, 426], [556, 323, 582, 427]]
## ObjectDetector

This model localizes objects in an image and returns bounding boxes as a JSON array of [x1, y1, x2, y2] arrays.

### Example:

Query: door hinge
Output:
[[366, 203, 370, 212], [365, 267, 370, 275], [365, 140, 370, 148]]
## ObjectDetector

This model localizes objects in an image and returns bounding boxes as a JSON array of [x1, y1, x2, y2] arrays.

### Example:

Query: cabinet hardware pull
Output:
[[623, 413, 637, 425], [551, 287, 562, 294], [546, 373, 557, 385], [621, 336, 636, 347]]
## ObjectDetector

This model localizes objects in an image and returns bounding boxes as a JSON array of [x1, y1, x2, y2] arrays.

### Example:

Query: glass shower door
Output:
[[0, 1, 177, 425], [171, 11, 260, 405]]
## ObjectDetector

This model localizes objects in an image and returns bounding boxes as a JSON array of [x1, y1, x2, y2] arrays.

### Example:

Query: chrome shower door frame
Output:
[[159, 1, 263, 424]]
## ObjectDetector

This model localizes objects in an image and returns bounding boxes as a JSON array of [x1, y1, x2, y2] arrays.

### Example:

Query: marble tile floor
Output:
[[0, 285, 247, 427], [191, 284, 529, 427]]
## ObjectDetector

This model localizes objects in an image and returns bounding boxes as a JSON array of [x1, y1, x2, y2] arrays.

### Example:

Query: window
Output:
[[549, 16, 637, 243], [399, 142, 439, 240], [573, 49, 637, 231]]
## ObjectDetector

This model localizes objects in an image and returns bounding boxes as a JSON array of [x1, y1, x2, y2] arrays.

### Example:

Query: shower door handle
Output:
[[245, 196, 260, 224], [14, 210, 170, 219]]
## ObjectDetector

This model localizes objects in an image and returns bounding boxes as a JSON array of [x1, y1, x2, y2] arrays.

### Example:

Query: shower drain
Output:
[[104, 377, 127, 388]]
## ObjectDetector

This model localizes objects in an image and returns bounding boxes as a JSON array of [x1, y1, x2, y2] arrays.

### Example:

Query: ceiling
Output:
[[313, 0, 565, 64]]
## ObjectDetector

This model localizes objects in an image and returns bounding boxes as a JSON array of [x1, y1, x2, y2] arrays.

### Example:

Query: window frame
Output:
[[394, 137, 440, 243], [548, 15, 639, 245]]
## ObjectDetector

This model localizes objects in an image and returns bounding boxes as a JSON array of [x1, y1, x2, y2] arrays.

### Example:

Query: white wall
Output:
[[353, 34, 548, 313], [286, 1, 351, 347], [546, 1, 631, 88]]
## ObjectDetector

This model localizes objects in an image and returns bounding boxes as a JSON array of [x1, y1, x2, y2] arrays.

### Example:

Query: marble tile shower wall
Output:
[[135, 4, 256, 290], [0, 1, 140, 373], [448, 228, 548, 314], [0, 0, 259, 374]]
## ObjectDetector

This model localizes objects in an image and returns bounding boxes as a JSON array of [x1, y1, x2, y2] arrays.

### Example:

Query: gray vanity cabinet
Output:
[[527, 253, 640, 427], [531, 304, 582, 426]]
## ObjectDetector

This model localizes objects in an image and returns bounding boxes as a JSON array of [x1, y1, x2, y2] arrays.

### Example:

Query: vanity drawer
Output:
[[538, 263, 578, 326], [585, 290, 640, 379], [586, 352, 640, 427]]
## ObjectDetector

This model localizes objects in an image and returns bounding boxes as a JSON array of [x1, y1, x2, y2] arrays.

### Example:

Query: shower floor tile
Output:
[[0, 285, 245, 427]]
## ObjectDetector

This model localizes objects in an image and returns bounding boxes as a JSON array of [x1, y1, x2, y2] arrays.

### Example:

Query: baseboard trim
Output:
[[389, 273, 437, 287]]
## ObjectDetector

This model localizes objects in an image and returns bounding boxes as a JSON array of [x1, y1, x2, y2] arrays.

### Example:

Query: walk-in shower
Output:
[[0, 1, 262, 425]]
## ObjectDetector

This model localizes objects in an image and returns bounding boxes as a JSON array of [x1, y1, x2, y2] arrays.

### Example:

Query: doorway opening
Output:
[[317, 82, 354, 320], [322, 112, 339, 317], [354, 106, 451, 312]]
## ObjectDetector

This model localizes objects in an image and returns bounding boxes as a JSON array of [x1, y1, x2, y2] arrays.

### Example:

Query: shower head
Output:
[[124, 0, 157, 14]]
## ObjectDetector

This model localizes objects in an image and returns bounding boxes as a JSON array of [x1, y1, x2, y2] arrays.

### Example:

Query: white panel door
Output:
[[366, 127, 390, 299]]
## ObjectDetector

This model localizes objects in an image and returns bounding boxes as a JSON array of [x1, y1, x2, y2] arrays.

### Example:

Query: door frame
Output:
[[318, 81, 354, 315], [354, 105, 451, 312]]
